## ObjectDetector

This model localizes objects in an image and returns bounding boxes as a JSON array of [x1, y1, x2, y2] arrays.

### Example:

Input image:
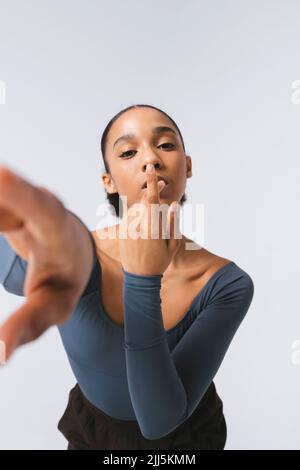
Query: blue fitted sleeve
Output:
[[0, 234, 27, 296], [122, 267, 254, 440]]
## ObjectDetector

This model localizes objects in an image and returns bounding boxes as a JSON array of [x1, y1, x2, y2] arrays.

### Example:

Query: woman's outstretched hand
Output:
[[0, 165, 94, 364], [118, 163, 182, 276]]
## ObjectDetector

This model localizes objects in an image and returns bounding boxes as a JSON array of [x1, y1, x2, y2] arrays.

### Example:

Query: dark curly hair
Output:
[[100, 104, 188, 218]]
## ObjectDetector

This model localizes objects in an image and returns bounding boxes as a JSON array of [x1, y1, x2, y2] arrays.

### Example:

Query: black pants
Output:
[[57, 382, 227, 450]]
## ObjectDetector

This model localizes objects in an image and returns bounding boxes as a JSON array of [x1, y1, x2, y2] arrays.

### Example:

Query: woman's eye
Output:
[[120, 150, 136, 158], [119, 143, 175, 159], [159, 142, 174, 149]]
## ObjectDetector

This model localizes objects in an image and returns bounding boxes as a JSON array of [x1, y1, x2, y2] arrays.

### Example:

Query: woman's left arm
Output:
[[119, 163, 254, 440]]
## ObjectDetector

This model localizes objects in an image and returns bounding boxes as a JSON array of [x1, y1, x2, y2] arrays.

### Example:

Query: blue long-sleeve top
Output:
[[0, 229, 254, 440]]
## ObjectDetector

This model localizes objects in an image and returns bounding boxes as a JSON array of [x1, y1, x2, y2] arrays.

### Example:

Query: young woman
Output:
[[0, 104, 254, 450]]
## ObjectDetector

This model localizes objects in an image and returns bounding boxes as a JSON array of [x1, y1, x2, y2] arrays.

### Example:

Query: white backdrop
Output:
[[0, 0, 299, 450]]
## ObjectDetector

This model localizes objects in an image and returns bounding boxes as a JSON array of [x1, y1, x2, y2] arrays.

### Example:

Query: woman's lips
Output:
[[141, 176, 169, 189], [142, 182, 170, 193]]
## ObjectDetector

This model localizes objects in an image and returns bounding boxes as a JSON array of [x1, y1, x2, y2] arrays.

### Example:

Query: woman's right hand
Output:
[[0, 165, 95, 364]]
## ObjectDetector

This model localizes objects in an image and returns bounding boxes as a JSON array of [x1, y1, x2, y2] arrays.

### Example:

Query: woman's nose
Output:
[[141, 161, 161, 173]]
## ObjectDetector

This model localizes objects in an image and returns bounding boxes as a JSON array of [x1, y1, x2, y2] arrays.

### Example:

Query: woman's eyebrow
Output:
[[113, 126, 177, 149]]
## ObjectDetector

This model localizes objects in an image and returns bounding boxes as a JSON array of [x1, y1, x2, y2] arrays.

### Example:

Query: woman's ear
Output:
[[185, 155, 192, 178], [102, 173, 118, 194]]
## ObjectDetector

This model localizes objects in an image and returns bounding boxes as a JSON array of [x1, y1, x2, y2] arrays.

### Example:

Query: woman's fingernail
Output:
[[146, 163, 154, 173], [158, 180, 165, 191]]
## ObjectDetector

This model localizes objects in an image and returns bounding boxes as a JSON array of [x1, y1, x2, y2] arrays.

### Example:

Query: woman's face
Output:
[[102, 107, 192, 210]]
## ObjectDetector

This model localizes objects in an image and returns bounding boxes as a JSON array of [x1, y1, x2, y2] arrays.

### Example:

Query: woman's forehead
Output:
[[107, 108, 176, 144]]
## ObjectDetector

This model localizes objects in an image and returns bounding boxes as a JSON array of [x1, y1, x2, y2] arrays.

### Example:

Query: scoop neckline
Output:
[[95, 260, 236, 335]]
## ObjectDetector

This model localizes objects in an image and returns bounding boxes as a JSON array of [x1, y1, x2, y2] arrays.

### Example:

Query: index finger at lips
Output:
[[145, 164, 159, 204], [0, 165, 65, 234]]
